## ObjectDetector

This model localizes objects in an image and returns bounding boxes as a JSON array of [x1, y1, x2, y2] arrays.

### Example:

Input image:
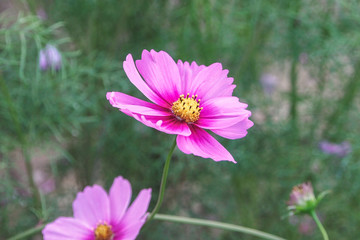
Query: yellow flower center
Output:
[[171, 93, 203, 123], [94, 224, 114, 240]]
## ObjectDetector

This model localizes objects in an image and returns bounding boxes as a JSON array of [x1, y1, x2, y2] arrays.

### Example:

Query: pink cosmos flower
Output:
[[42, 176, 152, 240], [107, 50, 253, 163]]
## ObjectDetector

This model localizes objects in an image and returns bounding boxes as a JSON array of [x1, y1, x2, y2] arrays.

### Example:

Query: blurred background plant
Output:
[[1, 0, 359, 239]]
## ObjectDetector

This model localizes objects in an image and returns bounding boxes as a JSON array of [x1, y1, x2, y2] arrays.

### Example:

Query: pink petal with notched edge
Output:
[[106, 92, 170, 116], [120, 188, 152, 224], [195, 96, 250, 130], [126, 112, 191, 136], [42, 217, 93, 240], [177, 60, 206, 95], [109, 176, 132, 225], [136, 50, 182, 104], [123, 54, 169, 108], [73, 185, 110, 227], [200, 96, 250, 118], [177, 126, 235, 163], [190, 63, 236, 102], [212, 118, 254, 139]]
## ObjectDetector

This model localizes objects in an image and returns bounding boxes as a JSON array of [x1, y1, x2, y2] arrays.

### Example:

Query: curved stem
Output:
[[311, 210, 329, 240], [7, 224, 45, 240], [154, 214, 286, 240], [147, 137, 177, 222]]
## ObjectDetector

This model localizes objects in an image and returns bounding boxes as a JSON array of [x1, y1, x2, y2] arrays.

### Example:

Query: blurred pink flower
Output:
[[107, 49, 253, 163], [319, 140, 351, 158], [298, 216, 315, 235], [42, 176, 151, 240], [288, 182, 315, 209]]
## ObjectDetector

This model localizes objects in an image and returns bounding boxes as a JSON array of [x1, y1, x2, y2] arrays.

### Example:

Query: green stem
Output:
[[0, 73, 41, 209], [7, 224, 45, 240], [146, 137, 177, 222], [154, 214, 286, 240], [311, 210, 329, 240]]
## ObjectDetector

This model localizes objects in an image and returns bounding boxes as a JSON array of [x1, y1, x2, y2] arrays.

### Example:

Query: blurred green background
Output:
[[1, 0, 359, 239]]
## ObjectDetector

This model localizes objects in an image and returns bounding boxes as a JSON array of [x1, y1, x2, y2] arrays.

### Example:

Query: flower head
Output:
[[287, 182, 328, 215], [107, 50, 253, 163], [39, 44, 62, 71], [42, 176, 152, 240]]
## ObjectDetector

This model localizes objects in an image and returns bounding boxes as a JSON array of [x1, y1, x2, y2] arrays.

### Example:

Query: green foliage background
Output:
[[1, 0, 360, 239]]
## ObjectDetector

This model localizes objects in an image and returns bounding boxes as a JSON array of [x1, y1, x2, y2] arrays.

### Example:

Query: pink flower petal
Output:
[[123, 53, 169, 107], [73, 185, 110, 227], [177, 60, 206, 95], [110, 176, 132, 225], [106, 92, 171, 116], [195, 96, 251, 130], [115, 215, 147, 240], [121, 188, 152, 224], [126, 113, 191, 136], [200, 97, 250, 118], [196, 116, 246, 130], [212, 118, 254, 139], [136, 50, 182, 103], [177, 126, 235, 162], [42, 217, 93, 240], [190, 63, 235, 101]]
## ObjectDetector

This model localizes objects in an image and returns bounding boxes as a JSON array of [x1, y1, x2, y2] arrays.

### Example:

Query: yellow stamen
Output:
[[171, 93, 203, 123], [94, 224, 114, 240]]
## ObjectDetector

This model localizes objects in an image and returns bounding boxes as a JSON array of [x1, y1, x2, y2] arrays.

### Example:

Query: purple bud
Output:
[[45, 44, 62, 71], [39, 50, 48, 71]]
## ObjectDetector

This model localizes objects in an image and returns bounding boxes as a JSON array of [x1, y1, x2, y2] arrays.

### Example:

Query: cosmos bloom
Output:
[[107, 50, 253, 163], [42, 176, 152, 240], [39, 44, 62, 71]]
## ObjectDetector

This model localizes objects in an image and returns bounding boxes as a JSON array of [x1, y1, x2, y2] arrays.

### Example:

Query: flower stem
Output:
[[147, 137, 177, 222], [7, 224, 45, 240], [311, 210, 329, 240], [154, 214, 286, 240]]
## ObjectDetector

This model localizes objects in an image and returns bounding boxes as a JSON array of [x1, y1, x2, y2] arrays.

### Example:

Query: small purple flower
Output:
[[319, 140, 351, 158], [38, 44, 62, 71]]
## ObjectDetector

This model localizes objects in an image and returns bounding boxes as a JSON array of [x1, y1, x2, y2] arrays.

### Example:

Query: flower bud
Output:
[[287, 182, 328, 215], [38, 44, 62, 71], [39, 49, 48, 71]]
